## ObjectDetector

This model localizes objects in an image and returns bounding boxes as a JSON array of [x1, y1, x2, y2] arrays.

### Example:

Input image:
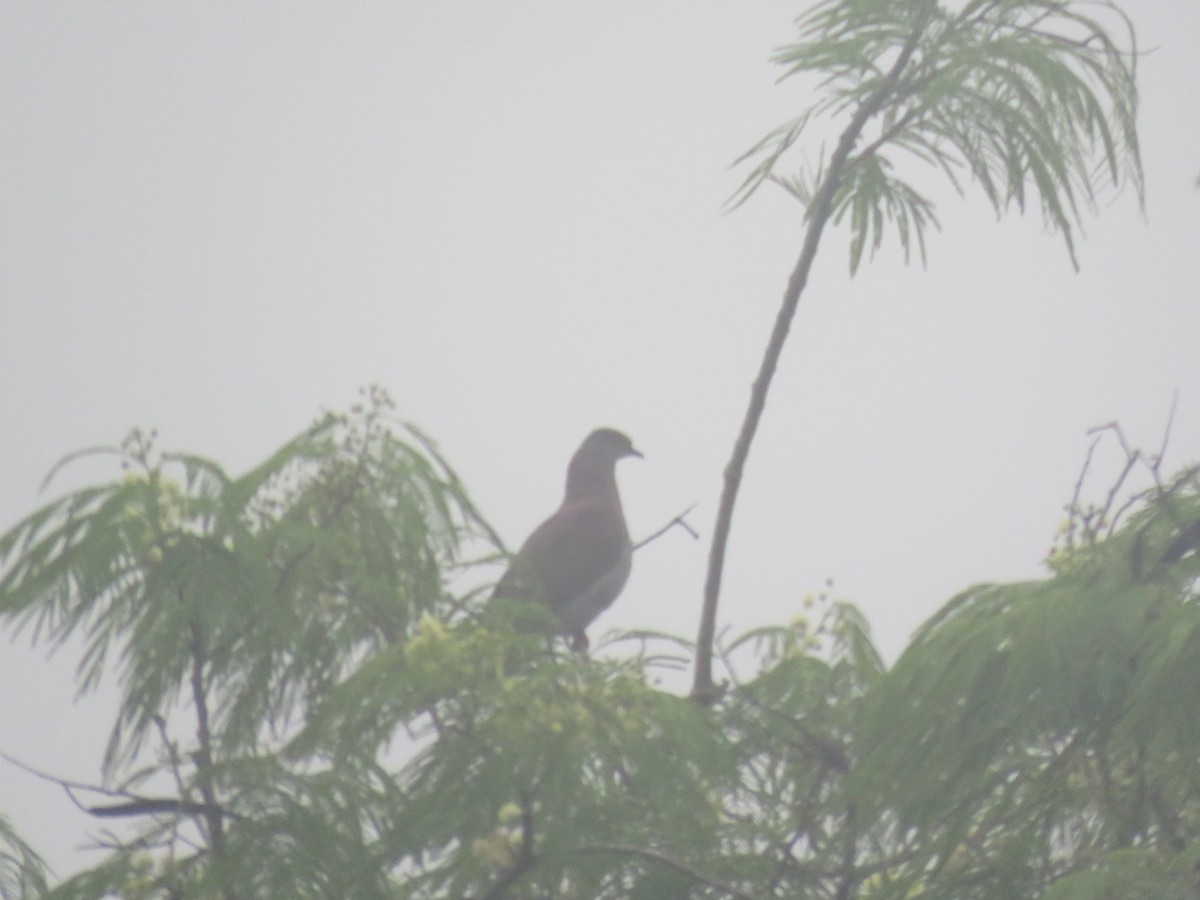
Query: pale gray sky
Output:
[[3, 1, 1199, 880]]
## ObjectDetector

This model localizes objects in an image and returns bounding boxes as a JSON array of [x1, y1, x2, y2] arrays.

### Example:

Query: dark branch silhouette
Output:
[[634, 502, 700, 551], [577, 842, 755, 900], [693, 15, 930, 702]]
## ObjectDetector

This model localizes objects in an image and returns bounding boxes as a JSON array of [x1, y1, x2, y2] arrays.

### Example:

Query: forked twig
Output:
[[634, 503, 700, 551]]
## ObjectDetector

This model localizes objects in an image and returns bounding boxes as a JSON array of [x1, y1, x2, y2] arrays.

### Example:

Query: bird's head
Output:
[[565, 428, 641, 499], [581, 428, 642, 462]]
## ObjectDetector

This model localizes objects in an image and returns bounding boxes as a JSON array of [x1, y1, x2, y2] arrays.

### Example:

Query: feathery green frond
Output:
[[0, 816, 47, 900], [734, 0, 1142, 271]]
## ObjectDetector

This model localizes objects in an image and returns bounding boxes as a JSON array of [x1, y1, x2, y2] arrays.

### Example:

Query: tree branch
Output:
[[0, 750, 133, 814], [692, 16, 930, 702], [634, 503, 700, 551], [88, 798, 232, 820], [576, 842, 755, 900], [188, 619, 238, 900], [833, 804, 859, 900]]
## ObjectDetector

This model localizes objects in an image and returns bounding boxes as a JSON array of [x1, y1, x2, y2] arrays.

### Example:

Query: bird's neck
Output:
[[564, 457, 621, 505]]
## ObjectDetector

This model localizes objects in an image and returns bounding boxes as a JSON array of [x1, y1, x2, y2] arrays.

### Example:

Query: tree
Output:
[[693, 0, 1142, 700], [2, 2, 1188, 898], [3, 395, 1199, 899]]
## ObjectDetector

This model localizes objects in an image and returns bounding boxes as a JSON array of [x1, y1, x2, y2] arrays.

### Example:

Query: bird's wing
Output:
[[501, 498, 629, 612]]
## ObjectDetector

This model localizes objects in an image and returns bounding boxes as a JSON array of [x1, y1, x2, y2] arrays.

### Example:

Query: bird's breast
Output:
[[553, 541, 632, 633]]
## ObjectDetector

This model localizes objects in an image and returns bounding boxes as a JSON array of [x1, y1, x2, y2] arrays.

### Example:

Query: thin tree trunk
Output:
[[691, 28, 926, 701], [189, 620, 238, 900]]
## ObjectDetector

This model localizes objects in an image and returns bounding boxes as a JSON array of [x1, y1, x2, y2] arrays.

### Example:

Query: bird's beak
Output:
[[628, 446, 644, 460]]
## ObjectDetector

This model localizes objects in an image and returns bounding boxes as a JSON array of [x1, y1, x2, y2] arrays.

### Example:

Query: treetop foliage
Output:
[[0, 389, 1197, 898], [694, 0, 1143, 707], [730, 0, 1142, 272]]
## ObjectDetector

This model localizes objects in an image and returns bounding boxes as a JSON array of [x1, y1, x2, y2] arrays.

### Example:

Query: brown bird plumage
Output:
[[492, 428, 641, 649]]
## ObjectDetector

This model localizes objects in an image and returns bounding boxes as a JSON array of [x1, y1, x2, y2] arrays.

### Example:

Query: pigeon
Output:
[[492, 428, 642, 649]]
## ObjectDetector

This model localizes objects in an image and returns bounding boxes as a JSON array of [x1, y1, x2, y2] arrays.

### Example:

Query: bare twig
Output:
[[634, 503, 700, 551], [1061, 412, 1200, 581], [1065, 433, 1103, 550], [153, 714, 191, 859], [0, 749, 231, 825], [1073, 411, 1185, 544], [576, 843, 755, 900], [1104, 452, 1140, 535], [1076, 422, 1139, 541], [1, 750, 125, 814], [1150, 390, 1179, 475], [154, 715, 189, 800]]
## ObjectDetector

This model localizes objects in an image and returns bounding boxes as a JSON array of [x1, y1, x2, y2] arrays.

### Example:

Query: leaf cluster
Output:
[[849, 468, 1200, 898], [0, 815, 47, 900], [2, 396, 1200, 898], [732, 0, 1143, 272]]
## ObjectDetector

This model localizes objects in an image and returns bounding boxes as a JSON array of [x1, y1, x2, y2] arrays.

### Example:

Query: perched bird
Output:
[[492, 428, 642, 650]]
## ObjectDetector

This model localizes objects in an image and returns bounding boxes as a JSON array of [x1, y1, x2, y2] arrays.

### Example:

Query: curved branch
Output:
[[692, 19, 929, 702]]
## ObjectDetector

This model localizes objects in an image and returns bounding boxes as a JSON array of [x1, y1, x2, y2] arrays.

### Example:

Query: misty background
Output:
[[2, 1, 1198, 878]]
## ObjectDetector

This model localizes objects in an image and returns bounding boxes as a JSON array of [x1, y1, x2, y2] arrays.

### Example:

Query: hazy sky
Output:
[[3, 1, 1199, 879]]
